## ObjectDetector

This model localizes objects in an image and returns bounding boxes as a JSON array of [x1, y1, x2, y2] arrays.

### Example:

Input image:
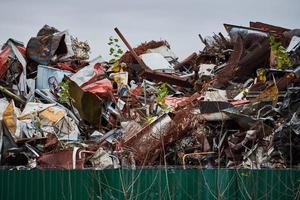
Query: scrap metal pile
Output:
[[1, 22, 300, 169]]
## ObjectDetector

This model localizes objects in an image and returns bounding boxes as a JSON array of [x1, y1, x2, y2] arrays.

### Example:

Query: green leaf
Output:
[[109, 47, 115, 55], [157, 83, 168, 98], [120, 62, 126, 68], [160, 103, 169, 110], [114, 38, 118, 42], [58, 79, 71, 103], [117, 49, 123, 54], [145, 116, 155, 124], [109, 58, 116, 63], [269, 35, 292, 69], [154, 83, 169, 110]]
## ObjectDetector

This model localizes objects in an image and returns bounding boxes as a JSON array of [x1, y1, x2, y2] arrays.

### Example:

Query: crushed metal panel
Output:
[[224, 23, 269, 38], [70, 63, 105, 87], [146, 45, 178, 62], [121, 120, 142, 143], [115, 28, 192, 87], [123, 107, 197, 165], [0, 98, 9, 121], [26, 32, 66, 65], [0, 47, 11, 79], [124, 114, 172, 144], [52, 115, 80, 141], [196, 101, 232, 121], [89, 148, 114, 169], [8, 39, 28, 95], [140, 53, 173, 72], [81, 78, 113, 98], [223, 107, 257, 129], [173, 52, 197, 70], [215, 35, 244, 87], [36, 65, 72, 89], [199, 101, 233, 113], [250, 21, 290, 37], [122, 113, 173, 165], [197, 112, 230, 121], [37, 148, 85, 169], [68, 77, 103, 125], [2, 101, 22, 141], [18, 102, 55, 120], [235, 39, 270, 79], [203, 89, 227, 101], [198, 64, 216, 78], [142, 70, 193, 88], [286, 36, 300, 52]]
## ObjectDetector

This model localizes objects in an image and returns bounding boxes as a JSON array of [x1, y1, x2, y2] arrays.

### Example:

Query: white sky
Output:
[[0, 0, 299, 60]]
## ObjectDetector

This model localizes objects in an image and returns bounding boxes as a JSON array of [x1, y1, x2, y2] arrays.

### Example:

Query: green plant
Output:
[[58, 79, 71, 103], [33, 117, 41, 129], [107, 36, 126, 72], [145, 115, 156, 124], [269, 36, 292, 69], [155, 83, 169, 110], [108, 37, 123, 62]]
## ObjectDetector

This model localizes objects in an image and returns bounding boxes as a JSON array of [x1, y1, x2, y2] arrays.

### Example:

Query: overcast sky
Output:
[[0, 0, 299, 60]]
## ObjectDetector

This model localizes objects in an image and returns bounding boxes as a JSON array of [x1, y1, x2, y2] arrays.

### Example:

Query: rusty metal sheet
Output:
[[37, 148, 85, 169], [199, 101, 233, 113], [215, 32, 270, 87], [215, 35, 244, 87], [235, 39, 270, 78], [276, 73, 295, 91], [115, 28, 192, 88], [142, 69, 193, 88], [26, 33, 66, 65], [122, 107, 198, 165], [224, 23, 269, 38], [122, 114, 173, 165], [173, 52, 197, 70], [250, 21, 290, 37]]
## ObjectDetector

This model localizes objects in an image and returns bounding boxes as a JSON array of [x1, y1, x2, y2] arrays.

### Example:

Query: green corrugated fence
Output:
[[0, 168, 300, 200]]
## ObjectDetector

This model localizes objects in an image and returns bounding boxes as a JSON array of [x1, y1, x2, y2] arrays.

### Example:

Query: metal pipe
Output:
[[114, 27, 150, 71]]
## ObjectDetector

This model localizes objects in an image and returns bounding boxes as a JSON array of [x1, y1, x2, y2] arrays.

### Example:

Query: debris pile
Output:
[[1, 22, 300, 169]]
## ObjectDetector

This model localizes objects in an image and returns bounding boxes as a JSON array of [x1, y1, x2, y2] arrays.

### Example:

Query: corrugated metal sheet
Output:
[[0, 169, 299, 200]]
